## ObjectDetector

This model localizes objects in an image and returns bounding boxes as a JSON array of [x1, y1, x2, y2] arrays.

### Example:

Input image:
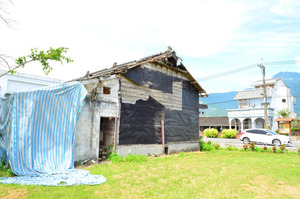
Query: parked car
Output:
[[240, 129, 292, 146]]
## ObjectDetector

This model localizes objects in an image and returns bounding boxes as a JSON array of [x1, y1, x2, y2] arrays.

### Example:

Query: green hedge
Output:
[[221, 129, 237, 138], [203, 128, 218, 138]]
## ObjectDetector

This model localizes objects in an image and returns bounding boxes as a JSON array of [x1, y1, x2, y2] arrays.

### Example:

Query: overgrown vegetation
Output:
[[203, 128, 218, 138], [221, 129, 237, 138], [107, 152, 148, 164], [0, 158, 14, 177]]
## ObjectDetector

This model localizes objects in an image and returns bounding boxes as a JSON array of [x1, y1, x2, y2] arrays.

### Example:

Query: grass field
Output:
[[1, 150, 300, 199]]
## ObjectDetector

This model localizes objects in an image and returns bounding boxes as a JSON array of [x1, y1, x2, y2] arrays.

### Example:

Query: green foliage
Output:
[[276, 108, 291, 118], [107, 152, 148, 164], [249, 142, 255, 151], [200, 140, 206, 151], [6, 47, 73, 76], [0, 158, 14, 177], [221, 129, 237, 138], [202, 144, 215, 151], [280, 144, 286, 151], [225, 145, 238, 151], [74, 161, 82, 167], [212, 143, 220, 150], [178, 152, 186, 157], [254, 146, 264, 152], [203, 128, 218, 138], [107, 152, 124, 163], [207, 141, 212, 145], [272, 146, 277, 153], [124, 154, 148, 162]]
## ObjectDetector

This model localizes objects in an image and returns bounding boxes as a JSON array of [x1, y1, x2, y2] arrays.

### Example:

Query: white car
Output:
[[240, 129, 292, 146]]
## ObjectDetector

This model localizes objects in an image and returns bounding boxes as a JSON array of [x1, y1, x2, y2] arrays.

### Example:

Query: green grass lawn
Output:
[[1, 150, 299, 199]]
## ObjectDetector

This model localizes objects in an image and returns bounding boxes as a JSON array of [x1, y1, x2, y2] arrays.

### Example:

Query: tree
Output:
[[276, 108, 291, 118], [0, 47, 73, 77], [0, 1, 73, 77]]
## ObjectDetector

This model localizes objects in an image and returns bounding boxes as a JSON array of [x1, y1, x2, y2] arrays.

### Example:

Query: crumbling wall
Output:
[[74, 77, 119, 162]]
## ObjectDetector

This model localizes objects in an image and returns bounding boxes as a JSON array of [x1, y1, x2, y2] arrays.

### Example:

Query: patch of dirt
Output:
[[2, 189, 28, 199]]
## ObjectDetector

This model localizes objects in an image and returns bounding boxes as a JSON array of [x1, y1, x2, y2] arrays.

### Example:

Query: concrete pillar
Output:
[[240, 118, 245, 132], [251, 118, 256, 129]]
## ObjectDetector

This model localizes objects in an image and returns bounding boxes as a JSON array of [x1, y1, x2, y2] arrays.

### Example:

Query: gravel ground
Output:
[[203, 137, 300, 151]]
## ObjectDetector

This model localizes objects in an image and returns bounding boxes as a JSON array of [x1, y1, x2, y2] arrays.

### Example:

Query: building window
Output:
[[103, 87, 110, 95], [239, 99, 248, 109]]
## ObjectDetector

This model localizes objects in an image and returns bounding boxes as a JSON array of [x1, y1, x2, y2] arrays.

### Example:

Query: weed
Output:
[[249, 142, 255, 151], [263, 145, 267, 152], [226, 145, 238, 151], [125, 154, 148, 162], [207, 141, 212, 145], [212, 143, 220, 150], [272, 146, 277, 153], [178, 152, 186, 157]]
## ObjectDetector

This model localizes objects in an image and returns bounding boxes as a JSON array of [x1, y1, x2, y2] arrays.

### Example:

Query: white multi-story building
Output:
[[227, 78, 296, 132], [0, 70, 63, 94]]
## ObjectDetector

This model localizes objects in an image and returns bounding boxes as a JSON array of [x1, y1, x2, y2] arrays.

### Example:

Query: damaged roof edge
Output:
[[70, 47, 208, 97]]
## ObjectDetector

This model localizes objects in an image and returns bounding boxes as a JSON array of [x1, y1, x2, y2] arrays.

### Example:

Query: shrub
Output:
[[280, 144, 286, 152], [272, 146, 277, 153], [125, 154, 148, 162], [202, 143, 215, 151], [243, 144, 248, 150], [221, 129, 237, 138], [207, 141, 212, 145], [254, 146, 264, 152], [203, 128, 218, 138], [263, 145, 268, 152], [249, 142, 255, 151], [200, 140, 206, 151], [107, 152, 124, 163], [212, 143, 220, 150], [226, 145, 238, 151]]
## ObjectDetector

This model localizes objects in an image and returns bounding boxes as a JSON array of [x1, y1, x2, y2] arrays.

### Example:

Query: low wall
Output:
[[167, 142, 200, 154], [116, 144, 163, 157]]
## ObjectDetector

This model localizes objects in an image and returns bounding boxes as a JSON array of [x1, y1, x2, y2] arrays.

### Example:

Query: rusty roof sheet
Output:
[[73, 47, 207, 96]]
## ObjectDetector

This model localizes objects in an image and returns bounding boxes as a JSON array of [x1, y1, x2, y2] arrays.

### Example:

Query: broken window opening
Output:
[[103, 87, 111, 95]]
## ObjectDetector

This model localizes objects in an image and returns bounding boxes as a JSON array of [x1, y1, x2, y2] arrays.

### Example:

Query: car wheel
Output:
[[272, 139, 281, 146], [243, 137, 250, 144]]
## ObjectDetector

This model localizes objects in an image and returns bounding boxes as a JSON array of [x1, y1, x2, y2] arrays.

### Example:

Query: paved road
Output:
[[203, 137, 300, 151]]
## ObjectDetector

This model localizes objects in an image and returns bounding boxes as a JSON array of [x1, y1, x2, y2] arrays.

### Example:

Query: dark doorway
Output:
[[99, 117, 115, 160]]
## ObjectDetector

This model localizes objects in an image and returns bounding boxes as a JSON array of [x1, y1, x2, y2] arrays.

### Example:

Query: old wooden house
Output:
[[74, 47, 207, 161]]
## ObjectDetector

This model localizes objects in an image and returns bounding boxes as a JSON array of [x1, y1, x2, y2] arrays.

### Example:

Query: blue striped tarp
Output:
[[0, 82, 106, 186]]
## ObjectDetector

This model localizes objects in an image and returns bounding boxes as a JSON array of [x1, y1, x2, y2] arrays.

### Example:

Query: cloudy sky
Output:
[[0, 0, 300, 93]]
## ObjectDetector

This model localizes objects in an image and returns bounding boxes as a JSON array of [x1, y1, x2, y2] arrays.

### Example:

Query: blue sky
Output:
[[0, 0, 299, 93]]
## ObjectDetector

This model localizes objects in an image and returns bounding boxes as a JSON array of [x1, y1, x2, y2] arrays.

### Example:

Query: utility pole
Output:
[[258, 63, 269, 129]]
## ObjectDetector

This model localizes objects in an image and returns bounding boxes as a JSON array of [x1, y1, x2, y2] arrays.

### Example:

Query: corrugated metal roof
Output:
[[72, 47, 207, 96]]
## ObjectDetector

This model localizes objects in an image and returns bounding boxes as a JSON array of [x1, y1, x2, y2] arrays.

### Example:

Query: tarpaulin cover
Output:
[[0, 82, 106, 186]]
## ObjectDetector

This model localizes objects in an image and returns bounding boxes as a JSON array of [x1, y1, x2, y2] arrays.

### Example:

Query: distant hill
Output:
[[199, 91, 237, 117], [200, 71, 300, 117]]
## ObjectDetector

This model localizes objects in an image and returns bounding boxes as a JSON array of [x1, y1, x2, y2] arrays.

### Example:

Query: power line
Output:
[[202, 95, 300, 105], [198, 60, 297, 82]]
